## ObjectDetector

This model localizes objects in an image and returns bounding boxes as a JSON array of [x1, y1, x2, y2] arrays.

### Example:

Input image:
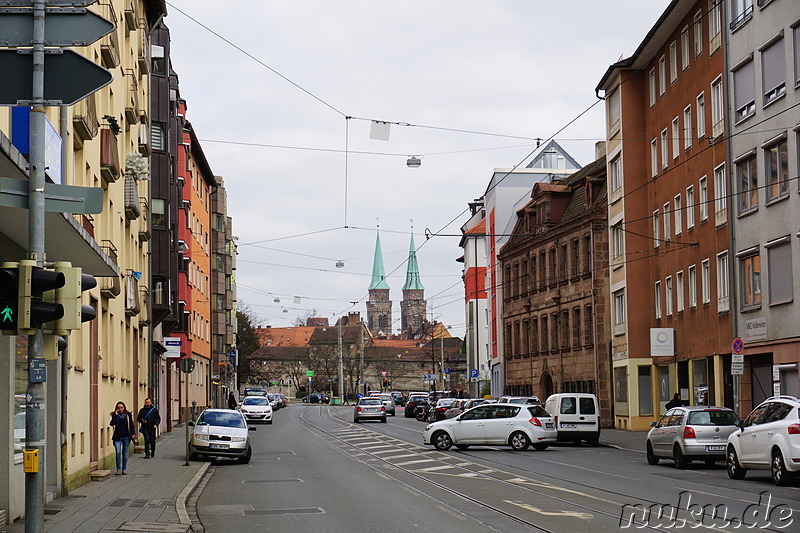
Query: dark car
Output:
[[405, 396, 429, 418], [391, 392, 406, 406], [302, 393, 331, 404]]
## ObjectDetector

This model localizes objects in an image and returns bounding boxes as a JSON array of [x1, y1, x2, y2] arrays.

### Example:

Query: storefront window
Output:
[[14, 336, 28, 454], [658, 366, 670, 406], [693, 359, 708, 405], [638, 366, 653, 416], [614, 366, 628, 415]]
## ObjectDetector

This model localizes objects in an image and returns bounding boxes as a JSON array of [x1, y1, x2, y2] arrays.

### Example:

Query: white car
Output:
[[726, 395, 800, 486], [188, 409, 255, 463], [239, 396, 273, 424], [374, 394, 396, 416], [423, 403, 556, 451]]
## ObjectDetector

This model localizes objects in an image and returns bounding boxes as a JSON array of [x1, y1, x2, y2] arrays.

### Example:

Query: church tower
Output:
[[366, 232, 392, 336], [400, 233, 426, 339]]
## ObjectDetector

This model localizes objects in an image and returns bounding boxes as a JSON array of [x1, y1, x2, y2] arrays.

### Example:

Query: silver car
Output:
[[354, 397, 387, 423], [374, 394, 396, 416], [189, 409, 255, 463], [646, 406, 739, 468], [239, 396, 273, 424]]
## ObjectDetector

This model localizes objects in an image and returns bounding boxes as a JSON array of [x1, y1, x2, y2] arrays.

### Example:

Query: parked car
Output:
[[427, 398, 457, 422], [353, 397, 387, 423], [239, 396, 273, 424], [188, 409, 255, 463], [498, 395, 542, 406], [543, 393, 601, 446], [302, 393, 330, 404], [646, 406, 739, 467], [244, 387, 268, 397], [391, 392, 406, 406], [726, 395, 800, 486], [405, 394, 429, 418], [423, 403, 556, 451], [374, 394, 396, 416]]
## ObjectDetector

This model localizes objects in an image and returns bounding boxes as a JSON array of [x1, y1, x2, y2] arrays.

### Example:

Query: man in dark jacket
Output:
[[136, 398, 161, 458]]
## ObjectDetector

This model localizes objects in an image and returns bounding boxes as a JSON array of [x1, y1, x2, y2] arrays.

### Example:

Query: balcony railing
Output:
[[124, 69, 140, 125], [100, 241, 121, 298], [72, 92, 99, 147], [124, 175, 140, 220], [139, 286, 150, 324], [125, 273, 140, 316], [138, 197, 150, 241], [123, 1, 139, 33], [99, 1, 120, 69], [137, 38, 150, 74], [100, 128, 120, 185]]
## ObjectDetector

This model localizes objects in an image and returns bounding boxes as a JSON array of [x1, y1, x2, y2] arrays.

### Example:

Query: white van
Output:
[[543, 393, 600, 446]]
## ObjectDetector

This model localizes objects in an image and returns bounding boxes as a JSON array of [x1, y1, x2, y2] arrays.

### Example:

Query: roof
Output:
[[256, 327, 315, 348], [464, 218, 485, 235], [403, 233, 424, 291], [526, 140, 581, 170], [368, 232, 390, 290]]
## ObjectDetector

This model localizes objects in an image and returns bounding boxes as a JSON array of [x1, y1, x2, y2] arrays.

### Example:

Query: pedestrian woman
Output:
[[665, 392, 681, 410], [228, 391, 237, 410], [110, 401, 137, 475]]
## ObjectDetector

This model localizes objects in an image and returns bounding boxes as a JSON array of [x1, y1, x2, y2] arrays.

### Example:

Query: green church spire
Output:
[[369, 232, 390, 290], [403, 233, 424, 291]]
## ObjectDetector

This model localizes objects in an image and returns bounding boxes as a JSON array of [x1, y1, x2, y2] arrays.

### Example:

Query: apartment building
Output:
[[597, 0, 731, 430], [726, 0, 800, 411]]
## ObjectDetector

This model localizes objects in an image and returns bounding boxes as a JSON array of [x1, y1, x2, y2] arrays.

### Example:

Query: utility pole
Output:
[[337, 319, 344, 400]]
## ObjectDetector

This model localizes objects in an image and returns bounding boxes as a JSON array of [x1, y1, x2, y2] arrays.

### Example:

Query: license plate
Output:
[[561, 423, 576, 429], [365, 408, 376, 412], [210, 443, 229, 449], [705, 445, 725, 452], [545, 423, 554, 429]]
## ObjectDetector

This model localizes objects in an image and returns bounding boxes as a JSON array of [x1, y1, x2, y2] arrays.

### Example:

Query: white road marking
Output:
[[418, 465, 459, 472], [505, 500, 593, 520], [394, 459, 440, 466], [380, 453, 418, 460]]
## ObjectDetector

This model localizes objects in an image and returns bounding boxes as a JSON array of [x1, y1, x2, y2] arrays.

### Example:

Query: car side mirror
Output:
[[734, 419, 743, 430], [650, 421, 657, 428], [248, 426, 257, 431], [187, 421, 194, 426]]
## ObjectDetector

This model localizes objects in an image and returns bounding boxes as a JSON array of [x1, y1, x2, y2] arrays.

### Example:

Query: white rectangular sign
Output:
[[732, 354, 744, 364], [744, 317, 767, 341], [163, 337, 182, 358], [650, 328, 675, 357], [731, 363, 744, 375]]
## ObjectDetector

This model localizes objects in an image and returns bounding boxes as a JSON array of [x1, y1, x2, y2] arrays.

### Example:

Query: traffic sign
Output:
[[731, 363, 744, 376], [732, 337, 744, 354], [0, 1, 100, 6], [29, 358, 46, 383], [0, 176, 104, 214], [179, 357, 195, 374], [444, 367, 451, 375], [732, 354, 744, 364], [305, 370, 314, 377], [0, 50, 113, 105], [469, 369, 478, 378], [380, 371, 388, 377], [0, 10, 114, 47]]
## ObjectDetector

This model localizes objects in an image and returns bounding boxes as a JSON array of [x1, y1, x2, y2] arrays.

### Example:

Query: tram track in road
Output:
[[295, 405, 686, 532]]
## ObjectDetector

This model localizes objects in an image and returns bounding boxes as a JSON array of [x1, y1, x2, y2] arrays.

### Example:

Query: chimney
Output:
[[594, 141, 607, 160]]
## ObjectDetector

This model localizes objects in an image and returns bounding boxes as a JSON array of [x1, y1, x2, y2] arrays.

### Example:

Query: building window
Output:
[[681, 27, 690, 70], [655, 281, 662, 320], [649, 68, 656, 107], [670, 41, 678, 82], [151, 198, 166, 227], [610, 155, 621, 192], [701, 259, 711, 305], [730, 0, 753, 29], [572, 308, 581, 347], [539, 251, 546, 288], [717, 251, 730, 312], [521, 259, 529, 293], [661, 129, 668, 168], [551, 314, 559, 351], [653, 209, 660, 247], [583, 234, 591, 275], [151, 44, 165, 75], [663, 202, 671, 241], [651, 138, 658, 177], [686, 185, 695, 229], [683, 105, 693, 150], [676, 270, 685, 312], [711, 76, 724, 138], [689, 264, 698, 308], [570, 240, 579, 278], [696, 92, 706, 139], [151, 122, 165, 151], [671, 117, 680, 159], [559, 244, 568, 281], [608, 88, 620, 127], [740, 252, 761, 309], [767, 240, 793, 305], [584, 305, 593, 345], [674, 194, 682, 235], [765, 138, 789, 202], [762, 37, 786, 106], [733, 59, 755, 122], [659, 56, 667, 95], [714, 164, 726, 220], [709, 0, 721, 44], [540, 315, 549, 351], [666, 276, 673, 316], [794, 25, 800, 88], [737, 155, 758, 214], [699, 176, 708, 221], [612, 223, 624, 259], [530, 318, 539, 353], [693, 10, 703, 57], [614, 290, 625, 326]]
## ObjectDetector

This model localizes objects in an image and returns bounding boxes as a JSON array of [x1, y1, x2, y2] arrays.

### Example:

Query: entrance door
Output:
[[751, 359, 773, 407]]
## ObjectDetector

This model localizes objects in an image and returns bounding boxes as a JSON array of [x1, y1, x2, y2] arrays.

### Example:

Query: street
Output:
[[196, 405, 800, 532]]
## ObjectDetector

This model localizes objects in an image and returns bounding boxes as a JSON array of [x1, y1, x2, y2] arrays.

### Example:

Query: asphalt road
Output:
[[196, 405, 800, 532]]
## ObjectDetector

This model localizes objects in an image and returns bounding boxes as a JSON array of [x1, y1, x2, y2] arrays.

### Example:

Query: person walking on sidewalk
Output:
[[228, 391, 238, 410], [137, 398, 161, 459], [110, 401, 137, 475]]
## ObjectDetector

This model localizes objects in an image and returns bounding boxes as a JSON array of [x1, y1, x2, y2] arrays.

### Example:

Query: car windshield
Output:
[[437, 399, 455, 407], [360, 399, 382, 405], [687, 410, 738, 426], [197, 411, 246, 428], [243, 398, 269, 406]]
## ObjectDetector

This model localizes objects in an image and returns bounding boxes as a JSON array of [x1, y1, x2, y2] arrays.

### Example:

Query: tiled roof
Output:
[[464, 218, 486, 235], [256, 327, 315, 348]]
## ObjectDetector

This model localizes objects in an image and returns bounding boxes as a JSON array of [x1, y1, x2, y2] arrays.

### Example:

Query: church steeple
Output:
[[400, 231, 426, 338], [369, 232, 390, 290], [403, 233, 424, 291]]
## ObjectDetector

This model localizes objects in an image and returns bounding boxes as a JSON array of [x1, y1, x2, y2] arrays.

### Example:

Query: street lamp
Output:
[[406, 156, 421, 168]]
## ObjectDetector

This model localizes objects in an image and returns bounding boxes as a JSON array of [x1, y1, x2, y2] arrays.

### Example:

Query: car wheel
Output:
[[646, 442, 660, 465], [509, 431, 531, 451], [381, 417, 387, 423], [189, 450, 200, 461], [771, 449, 791, 486], [353, 417, 360, 423], [726, 446, 747, 480], [532, 443, 548, 451], [416, 411, 426, 421], [432, 431, 453, 451], [239, 446, 252, 464], [673, 445, 688, 469], [587, 434, 600, 447], [455, 444, 470, 450]]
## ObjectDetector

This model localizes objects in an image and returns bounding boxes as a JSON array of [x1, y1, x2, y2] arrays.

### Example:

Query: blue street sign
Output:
[[29, 358, 46, 383], [444, 367, 451, 375], [470, 369, 478, 378], [357, 393, 364, 399]]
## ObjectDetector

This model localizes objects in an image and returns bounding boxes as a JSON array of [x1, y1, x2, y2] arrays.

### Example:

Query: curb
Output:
[[176, 462, 210, 526]]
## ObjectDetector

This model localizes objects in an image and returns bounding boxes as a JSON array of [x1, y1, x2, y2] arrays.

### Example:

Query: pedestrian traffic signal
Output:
[[18, 260, 65, 331], [53, 262, 97, 334], [0, 263, 20, 333]]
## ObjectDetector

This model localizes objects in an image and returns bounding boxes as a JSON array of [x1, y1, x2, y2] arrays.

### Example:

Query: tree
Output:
[[292, 308, 320, 327], [236, 303, 262, 384]]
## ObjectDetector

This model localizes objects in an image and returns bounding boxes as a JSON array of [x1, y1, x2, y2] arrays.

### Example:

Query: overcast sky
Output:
[[164, 0, 671, 337]]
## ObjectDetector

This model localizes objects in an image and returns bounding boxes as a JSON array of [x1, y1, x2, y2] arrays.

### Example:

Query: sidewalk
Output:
[[1, 427, 208, 533], [600, 428, 649, 452]]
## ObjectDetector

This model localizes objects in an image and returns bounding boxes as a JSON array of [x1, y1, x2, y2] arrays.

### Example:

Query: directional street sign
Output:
[[0, 10, 114, 47], [0, 1, 99, 6], [0, 49, 113, 105], [0, 176, 104, 214]]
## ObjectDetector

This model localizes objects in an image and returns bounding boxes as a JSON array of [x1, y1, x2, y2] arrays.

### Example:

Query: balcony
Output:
[[123, 1, 139, 33], [125, 273, 140, 316], [72, 92, 99, 148], [137, 120, 150, 156], [137, 38, 150, 75], [124, 175, 140, 220], [123, 70, 140, 125], [138, 197, 150, 241], [139, 286, 150, 324], [100, 128, 120, 185], [100, 241, 121, 298]]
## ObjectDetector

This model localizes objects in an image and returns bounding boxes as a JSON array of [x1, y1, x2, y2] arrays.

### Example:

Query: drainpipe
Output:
[[59, 105, 68, 496]]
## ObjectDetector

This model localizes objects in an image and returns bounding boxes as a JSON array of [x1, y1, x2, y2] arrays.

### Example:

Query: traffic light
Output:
[[53, 262, 97, 334], [382, 379, 388, 388], [18, 260, 65, 331], [0, 263, 20, 333]]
